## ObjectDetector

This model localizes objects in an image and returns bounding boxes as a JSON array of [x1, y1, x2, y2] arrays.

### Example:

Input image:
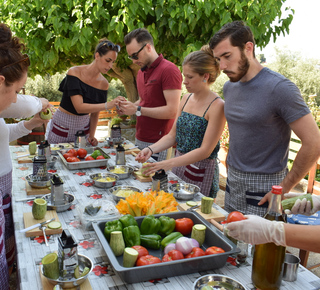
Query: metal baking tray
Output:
[[57, 147, 110, 170], [93, 211, 238, 284]]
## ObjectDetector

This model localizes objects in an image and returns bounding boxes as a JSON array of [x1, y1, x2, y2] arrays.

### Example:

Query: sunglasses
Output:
[[128, 43, 147, 60], [1, 54, 30, 70], [98, 41, 121, 53]]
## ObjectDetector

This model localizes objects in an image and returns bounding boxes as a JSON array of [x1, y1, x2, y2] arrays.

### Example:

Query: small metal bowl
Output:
[[42, 193, 75, 212], [89, 173, 119, 188], [109, 185, 142, 203], [193, 274, 246, 290], [41, 254, 93, 289], [169, 183, 200, 200], [107, 165, 134, 179], [25, 174, 51, 188], [105, 137, 125, 147]]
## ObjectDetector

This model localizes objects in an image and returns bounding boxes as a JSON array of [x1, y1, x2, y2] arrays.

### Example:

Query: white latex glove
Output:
[[225, 215, 286, 246], [284, 192, 320, 216]]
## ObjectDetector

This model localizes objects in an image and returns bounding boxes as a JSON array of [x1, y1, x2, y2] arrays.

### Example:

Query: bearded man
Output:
[[209, 21, 320, 216]]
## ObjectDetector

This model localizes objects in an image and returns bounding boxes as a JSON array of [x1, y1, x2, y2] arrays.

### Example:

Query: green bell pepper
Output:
[[123, 225, 140, 247], [140, 215, 161, 235], [104, 220, 123, 242], [158, 215, 176, 236], [119, 214, 138, 228], [160, 232, 183, 248], [91, 149, 102, 159], [140, 234, 162, 250]]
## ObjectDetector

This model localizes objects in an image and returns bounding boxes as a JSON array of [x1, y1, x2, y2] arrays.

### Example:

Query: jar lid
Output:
[[271, 185, 282, 195]]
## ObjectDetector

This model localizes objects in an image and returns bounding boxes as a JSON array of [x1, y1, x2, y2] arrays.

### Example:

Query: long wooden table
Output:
[[10, 142, 320, 290]]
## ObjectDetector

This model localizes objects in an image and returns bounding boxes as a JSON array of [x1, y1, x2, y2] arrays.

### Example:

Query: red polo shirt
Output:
[[136, 54, 182, 143]]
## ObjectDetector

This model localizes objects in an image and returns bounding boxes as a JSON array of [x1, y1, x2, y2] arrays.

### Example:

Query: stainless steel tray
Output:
[[57, 147, 110, 170], [93, 211, 239, 284]]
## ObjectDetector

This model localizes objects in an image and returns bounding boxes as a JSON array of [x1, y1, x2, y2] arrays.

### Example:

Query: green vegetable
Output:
[[123, 225, 140, 247], [91, 149, 102, 159], [140, 234, 162, 250], [84, 204, 101, 216], [123, 247, 139, 267], [158, 215, 176, 236], [160, 232, 183, 248], [109, 231, 125, 256], [191, 224, 206, 247], [104, 220, 123, 242], [281, 193, 313, 210], [140, 215, 161, 235], [119, 214, 138, 228], [201, 196, 214, 214]]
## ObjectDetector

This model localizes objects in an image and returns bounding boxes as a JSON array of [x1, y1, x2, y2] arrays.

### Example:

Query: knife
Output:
[[20, 217, 55, 233]]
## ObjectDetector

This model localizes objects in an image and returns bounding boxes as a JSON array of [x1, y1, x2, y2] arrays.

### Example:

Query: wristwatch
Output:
[[136, 106, 142, 117]]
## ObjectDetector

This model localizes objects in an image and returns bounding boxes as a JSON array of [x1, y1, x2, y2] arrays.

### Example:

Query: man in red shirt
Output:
[[119, 28, 182, 161]]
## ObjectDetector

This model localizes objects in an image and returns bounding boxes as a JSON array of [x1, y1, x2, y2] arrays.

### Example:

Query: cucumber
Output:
[[123, 247, 139, 267], [281, 193, 313, 210], [109, 231, 125, 256], [191, 224, 206, 247], [186, 201, 198, 207], [47, 221, 62, 229], [201, 197, 214, 214]]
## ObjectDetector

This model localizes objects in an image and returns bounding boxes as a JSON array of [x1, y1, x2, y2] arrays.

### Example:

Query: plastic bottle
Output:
[[251, 185, 286, 290]]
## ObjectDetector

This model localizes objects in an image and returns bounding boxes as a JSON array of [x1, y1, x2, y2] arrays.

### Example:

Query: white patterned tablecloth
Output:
[[9, 142, 320, 290]]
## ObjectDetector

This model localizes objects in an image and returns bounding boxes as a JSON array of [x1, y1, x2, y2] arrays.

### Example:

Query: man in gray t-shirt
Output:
[[209, 21, 320, 216]]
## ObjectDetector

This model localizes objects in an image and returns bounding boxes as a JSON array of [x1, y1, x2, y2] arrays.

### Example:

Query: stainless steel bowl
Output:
[[105, 137, 125, 147], [41, 254, 93, 289], [169, 182, 200, 200], [193, 274, 247, 290], [89, 172, 119, 188], [47, 156, 58, 169], [42, 193, 75, 212], [25, 174, 51, 188], [109, 185, 142, 202], [107, 165, 134, 179]]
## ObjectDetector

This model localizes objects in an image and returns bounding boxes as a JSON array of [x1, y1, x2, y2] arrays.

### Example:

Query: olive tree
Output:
[[1, 0, 294, 101]]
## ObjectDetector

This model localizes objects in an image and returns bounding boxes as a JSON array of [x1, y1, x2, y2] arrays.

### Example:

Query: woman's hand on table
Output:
[[88, 136, 98, 146], [140, 160, 172, 176]]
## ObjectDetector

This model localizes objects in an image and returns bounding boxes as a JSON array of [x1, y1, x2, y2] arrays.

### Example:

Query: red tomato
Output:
[[67, 148, 78, 157], [132, 246, 149, 259], [77, 148, 87, 159], [96, 155, 105, 160], [136, 255, 162, 266], [205, 246, 225, 255], [226, 211, 246, 223], [66, 156, 80, 163], [185, 247, 206, 258], [174, 218, 194, 235], [63, 153, 73, 160], [162, 250, 185, 262], [85, 156, 95, 161]]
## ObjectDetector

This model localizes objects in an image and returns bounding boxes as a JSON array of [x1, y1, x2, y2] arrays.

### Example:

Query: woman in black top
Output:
[[46, 39, 124, 146]]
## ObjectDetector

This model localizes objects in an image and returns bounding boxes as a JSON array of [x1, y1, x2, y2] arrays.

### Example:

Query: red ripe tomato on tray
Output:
[[67, 148, 78, 157], [205, 246, 225, 255], [67, 156, 80, 163], [162, 250, 184, 262], [174, 218, 194, 235], [136, 255, 161, 266], [96, 155, 105, 160], [77, 148, 87, 159], [85, 156, 95, 161], [185, 247, 205, 258], [131, 246, 149, 259]]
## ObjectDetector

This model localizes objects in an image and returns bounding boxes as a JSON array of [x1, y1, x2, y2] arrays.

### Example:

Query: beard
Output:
[[225, 50, 250, 82]]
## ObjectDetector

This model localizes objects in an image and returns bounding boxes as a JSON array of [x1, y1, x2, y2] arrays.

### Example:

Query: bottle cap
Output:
[[271, 185, 282, 195]]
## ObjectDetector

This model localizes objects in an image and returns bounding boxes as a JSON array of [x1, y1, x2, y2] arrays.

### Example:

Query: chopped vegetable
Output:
[[281, 193, 313, 210]]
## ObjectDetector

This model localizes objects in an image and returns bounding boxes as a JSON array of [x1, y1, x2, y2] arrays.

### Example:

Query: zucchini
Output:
[[109, 231, 125, 256], [201, 197, 214, 214], [191, 224, 206, 247], [281, 193, 313, 210], [186, 201, 198, 207], [123, 247, 139, 267], [47, 221, 62, 229]]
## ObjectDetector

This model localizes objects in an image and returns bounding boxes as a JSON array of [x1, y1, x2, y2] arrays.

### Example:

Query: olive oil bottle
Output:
[[251, 185, 286, 290]]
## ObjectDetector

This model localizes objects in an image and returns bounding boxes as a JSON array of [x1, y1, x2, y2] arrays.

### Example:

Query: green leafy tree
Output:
[[1, 0, 294, 101]]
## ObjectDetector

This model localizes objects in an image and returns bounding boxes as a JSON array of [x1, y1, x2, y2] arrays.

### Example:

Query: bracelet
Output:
[[146, 146, 154, 155]]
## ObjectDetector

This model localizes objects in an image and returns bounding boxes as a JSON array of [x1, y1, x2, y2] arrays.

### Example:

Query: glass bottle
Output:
[[251, 185, 286, 290]]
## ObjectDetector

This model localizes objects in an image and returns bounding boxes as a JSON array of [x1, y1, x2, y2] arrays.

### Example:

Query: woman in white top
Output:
[[0, 23, 49, 288]]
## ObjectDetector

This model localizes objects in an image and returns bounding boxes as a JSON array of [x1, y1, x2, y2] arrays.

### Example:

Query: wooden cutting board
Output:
[[132, 172, 152, 182], [16, 150, 35, 163], [23, 211, 63, 237], [178, 202, 226, 222], [125, 148, 140, 155], [26, 181, 51, 195], [39, 266, 92, 290]]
